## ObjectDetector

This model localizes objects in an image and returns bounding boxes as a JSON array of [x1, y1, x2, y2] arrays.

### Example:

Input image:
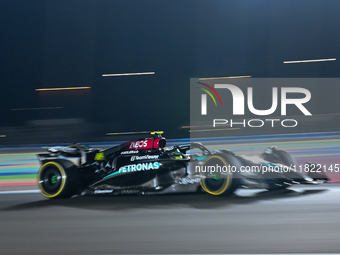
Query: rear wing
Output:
[[37, 144, 99, 166]]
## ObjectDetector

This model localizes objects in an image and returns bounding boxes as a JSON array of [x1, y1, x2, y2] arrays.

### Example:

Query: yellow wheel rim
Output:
[[37, 162, 66, 198], [200, 155, 232, 195]]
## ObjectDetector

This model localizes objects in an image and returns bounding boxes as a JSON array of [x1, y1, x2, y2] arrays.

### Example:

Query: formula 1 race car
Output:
[[36, 131, 328, 198]]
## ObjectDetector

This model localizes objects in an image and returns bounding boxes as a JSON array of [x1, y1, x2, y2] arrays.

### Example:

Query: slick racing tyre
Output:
[[37, 160, 79, 199], [200, 153, 242, 196]]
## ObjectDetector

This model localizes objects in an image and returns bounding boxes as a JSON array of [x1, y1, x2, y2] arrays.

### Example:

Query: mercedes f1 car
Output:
[[37, 131, 328, 198]]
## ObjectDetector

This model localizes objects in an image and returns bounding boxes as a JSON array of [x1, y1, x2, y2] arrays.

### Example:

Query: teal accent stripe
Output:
[[0, 160, 37, 164], [194, 156, 209, 161], [103, 171, 121, 179]]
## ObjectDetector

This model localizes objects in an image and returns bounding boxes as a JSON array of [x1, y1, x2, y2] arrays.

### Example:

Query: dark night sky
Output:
[[1, 0, 339, 136]]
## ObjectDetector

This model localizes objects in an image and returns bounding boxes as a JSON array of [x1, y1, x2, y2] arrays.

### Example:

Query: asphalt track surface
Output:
[[1, 137, 340, 254], [1, 185, 340, 254], [1, 136, 340, 190]]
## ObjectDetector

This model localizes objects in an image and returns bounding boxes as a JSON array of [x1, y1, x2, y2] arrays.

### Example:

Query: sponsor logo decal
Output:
[[94, 190, 113, 194], [179, 177, 200, 185], [121, 150, 138, 155], [118, 162, 161, 173], [129, 140, 148, 149], [131, 155, 159, 161], [103, 162, 162, 179]]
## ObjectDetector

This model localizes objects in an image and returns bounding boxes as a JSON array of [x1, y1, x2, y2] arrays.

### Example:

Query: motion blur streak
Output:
[[0, 135, 340, 254], [0, 182, 37, 186], [0, 190, 39, 194], [35, 87, 91, 91], [11, 107, 63, 111], [0, 153, 39, 190], [106, 131, 150, 135], [199, 75, 252, 80], [102, 72, 155, 77], [1, 135, 339, 192], [283, 58, 336, 64], [189, 128, 240, 132]]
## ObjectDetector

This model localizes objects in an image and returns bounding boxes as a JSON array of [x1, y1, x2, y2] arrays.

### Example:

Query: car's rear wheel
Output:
[[200, 153, 241, 196], [37, 161, 79, 199]]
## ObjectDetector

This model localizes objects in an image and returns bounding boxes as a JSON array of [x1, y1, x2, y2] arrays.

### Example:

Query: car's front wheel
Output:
[[199, 153, 242, 196]]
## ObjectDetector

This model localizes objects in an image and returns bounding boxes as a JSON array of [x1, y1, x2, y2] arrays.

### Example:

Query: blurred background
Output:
[[1, 3, 340, 254], [0, 0, 340, 144]]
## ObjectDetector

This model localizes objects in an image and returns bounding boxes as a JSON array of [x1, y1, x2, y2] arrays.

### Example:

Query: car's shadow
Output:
[[2, 188, 328, 212]]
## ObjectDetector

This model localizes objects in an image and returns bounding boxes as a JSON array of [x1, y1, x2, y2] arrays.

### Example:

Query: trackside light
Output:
[[102, 72, 155, 77], [106, 131, 150, 136], [283, 58, 336, 64], [11, 107, 64, 111], [199, 75, 252, 80], [35, 87, 91, 91], [189, 128, 240, 132]]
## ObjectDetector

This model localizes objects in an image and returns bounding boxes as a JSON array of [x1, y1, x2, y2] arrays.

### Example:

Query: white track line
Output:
[[0, 190, 40, 194]]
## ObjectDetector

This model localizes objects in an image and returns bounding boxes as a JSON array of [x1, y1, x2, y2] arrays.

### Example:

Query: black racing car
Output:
[[36, 131, 328, 198]]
